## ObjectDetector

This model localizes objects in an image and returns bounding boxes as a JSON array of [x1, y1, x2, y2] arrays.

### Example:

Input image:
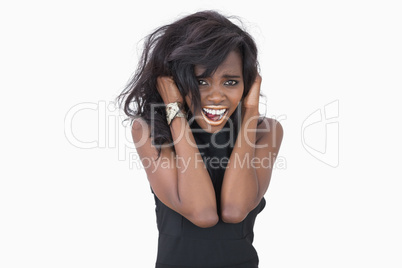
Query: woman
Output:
[[117, 10, 283, 268]]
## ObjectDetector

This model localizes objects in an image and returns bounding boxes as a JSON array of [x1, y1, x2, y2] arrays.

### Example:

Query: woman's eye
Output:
[[198, 80, 208, 85], [224, 80, 238, 86]]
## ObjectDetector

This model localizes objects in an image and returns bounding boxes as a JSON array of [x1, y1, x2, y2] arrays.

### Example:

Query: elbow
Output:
[[188, 209, 219, 228], [221, 206, 248, 224]]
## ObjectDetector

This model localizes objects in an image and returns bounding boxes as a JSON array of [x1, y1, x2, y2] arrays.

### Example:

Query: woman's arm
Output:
[[220, 75, 284, 223], [132, 77, 219, 228]]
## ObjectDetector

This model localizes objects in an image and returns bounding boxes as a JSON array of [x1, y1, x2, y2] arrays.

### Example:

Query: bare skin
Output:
[[221, 74, 284, 223], [131, 51, 283, 227]]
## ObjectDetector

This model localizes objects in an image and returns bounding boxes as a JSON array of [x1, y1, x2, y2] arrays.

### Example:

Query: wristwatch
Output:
[[166, 102, 186, 125]]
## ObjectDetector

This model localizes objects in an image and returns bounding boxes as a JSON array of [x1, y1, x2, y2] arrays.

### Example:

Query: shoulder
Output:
[[132, 117, 148, 130], [256, 117, 284, 144], [131, 117, 173, 156], [131, 117, 151, 144]]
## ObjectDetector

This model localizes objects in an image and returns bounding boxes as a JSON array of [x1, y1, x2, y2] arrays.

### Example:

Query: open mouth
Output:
[[201, 106, 229, 126]]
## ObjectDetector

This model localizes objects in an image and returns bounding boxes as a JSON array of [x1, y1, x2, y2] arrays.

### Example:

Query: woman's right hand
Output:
[[156, 76, 184, 104]]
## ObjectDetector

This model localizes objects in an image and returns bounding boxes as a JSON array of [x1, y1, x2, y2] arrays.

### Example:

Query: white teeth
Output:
[[202, 108, 227, 115]]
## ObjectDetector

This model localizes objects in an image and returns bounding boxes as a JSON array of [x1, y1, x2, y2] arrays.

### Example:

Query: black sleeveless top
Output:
[[151, 117, 266, 268]]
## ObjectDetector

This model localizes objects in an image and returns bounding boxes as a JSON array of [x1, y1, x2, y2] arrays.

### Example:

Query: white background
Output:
[[1, 0, 401, 267]]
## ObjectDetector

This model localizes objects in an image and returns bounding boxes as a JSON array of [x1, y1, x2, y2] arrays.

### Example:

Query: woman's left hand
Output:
[[242, 74, 262, 111]]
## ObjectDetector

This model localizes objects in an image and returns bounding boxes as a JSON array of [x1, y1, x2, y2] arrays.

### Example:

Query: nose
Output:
[[207, 85, 225, 103]]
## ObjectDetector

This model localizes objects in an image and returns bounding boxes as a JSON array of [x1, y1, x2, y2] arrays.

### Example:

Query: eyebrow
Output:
[[195, 74, 242, 79]]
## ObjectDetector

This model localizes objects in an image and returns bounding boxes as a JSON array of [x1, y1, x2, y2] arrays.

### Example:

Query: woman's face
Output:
[[186, 50, 244, 133]]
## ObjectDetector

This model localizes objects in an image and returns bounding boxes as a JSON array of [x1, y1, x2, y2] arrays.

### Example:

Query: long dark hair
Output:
[[116, 10, 261, 156]]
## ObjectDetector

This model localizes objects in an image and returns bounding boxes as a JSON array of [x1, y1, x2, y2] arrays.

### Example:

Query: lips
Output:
[[201, 106, 229, 126]]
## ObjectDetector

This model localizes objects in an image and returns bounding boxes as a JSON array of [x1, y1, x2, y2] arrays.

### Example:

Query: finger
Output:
[[254, 74, 262, 86], [157, 76, 172, 93], [250, 74, 262, 94]]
